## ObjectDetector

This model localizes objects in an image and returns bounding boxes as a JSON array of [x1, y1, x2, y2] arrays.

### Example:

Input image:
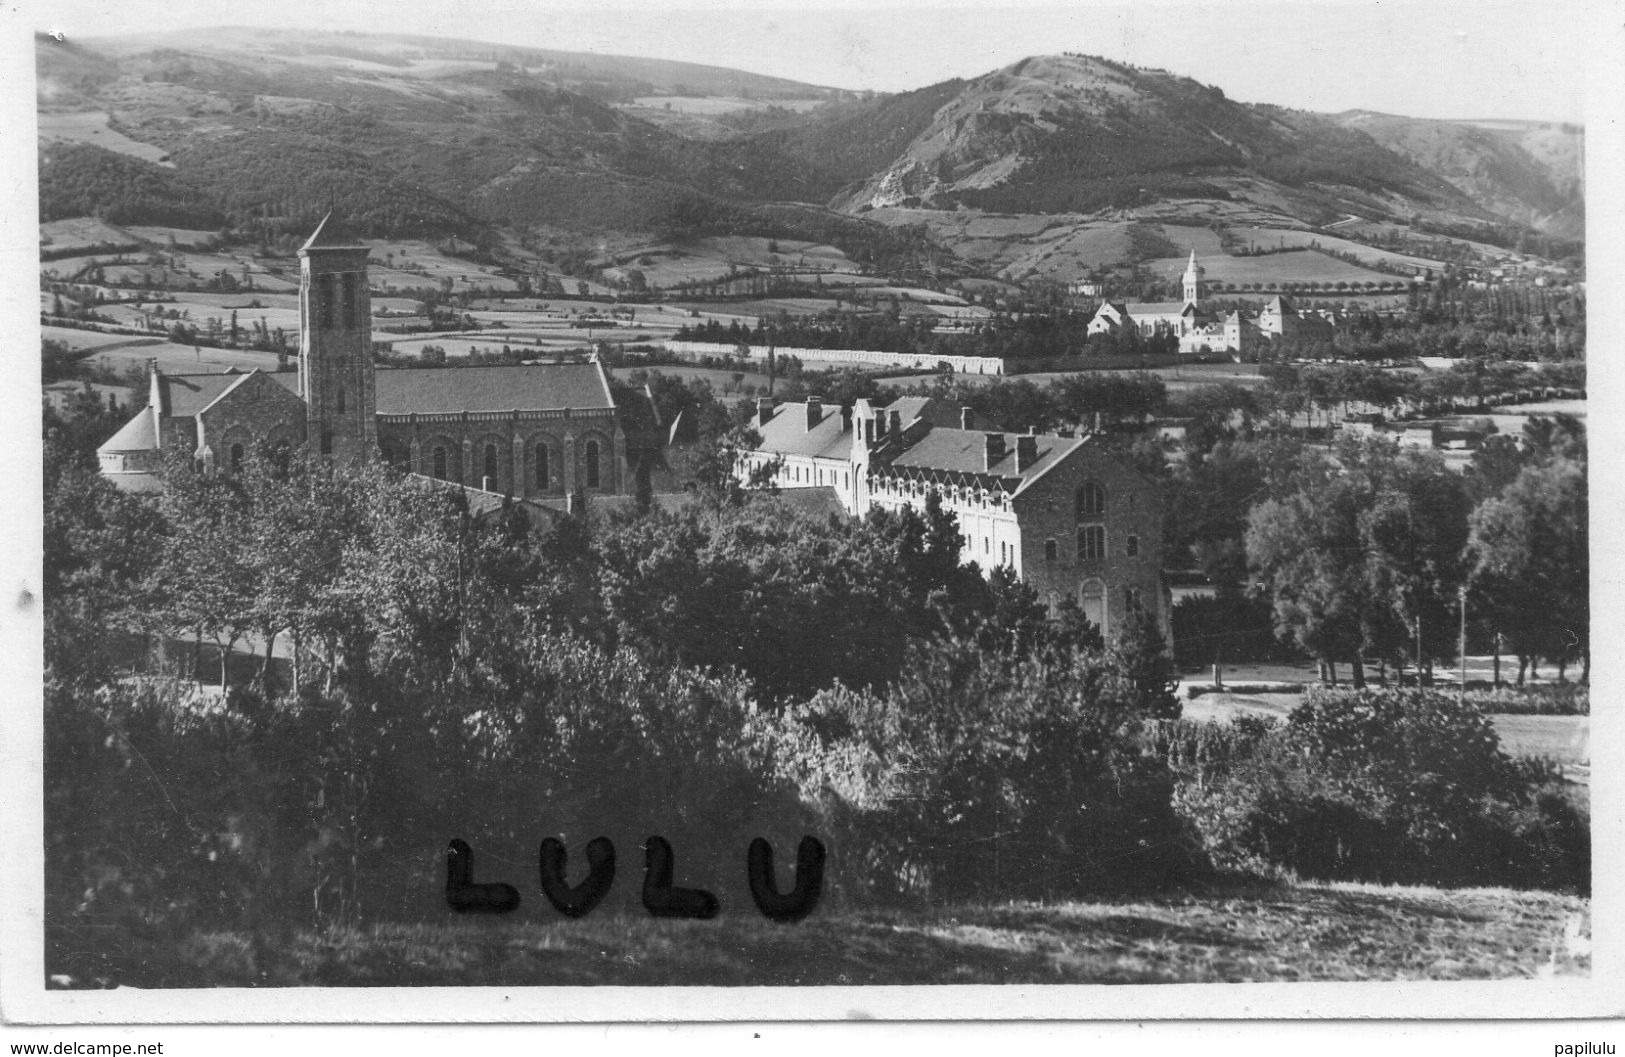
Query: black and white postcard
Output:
[[2, 0, 1619, 1046]]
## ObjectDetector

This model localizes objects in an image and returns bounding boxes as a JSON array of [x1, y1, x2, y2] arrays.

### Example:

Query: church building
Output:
[[98, 215, 660, 499]]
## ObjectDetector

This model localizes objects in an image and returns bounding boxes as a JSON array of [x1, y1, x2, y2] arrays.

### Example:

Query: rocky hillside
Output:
[[1333, 111, 1584, 239], [820, 54, 1500, 231], [36, 31, 1581, 255]]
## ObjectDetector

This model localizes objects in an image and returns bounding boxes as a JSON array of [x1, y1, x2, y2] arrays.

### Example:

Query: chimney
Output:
[[805, 397, 822, 431], [888, 409, 902, 437], [840, 404, 853, 432], [756, 396, 773, 428], [960, 406, 975, 430], [874, 410, 887, 440], [1016, 435, 1037, 471], [147, 358, 163, 414], [983, 432, 1006, 471], [482, 476, 493, 492]]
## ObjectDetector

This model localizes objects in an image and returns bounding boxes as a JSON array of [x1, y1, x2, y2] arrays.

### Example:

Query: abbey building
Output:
[[98, 215, 659, 500], [1086, 250, 1333, 358], [737, 396, 1168, 637]]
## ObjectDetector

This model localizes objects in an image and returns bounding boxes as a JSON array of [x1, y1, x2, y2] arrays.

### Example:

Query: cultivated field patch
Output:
[[37, 109, 173, 165]]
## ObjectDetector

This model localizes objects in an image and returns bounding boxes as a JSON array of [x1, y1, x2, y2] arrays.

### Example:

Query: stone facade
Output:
[[739, 395, 1168, 636], [378, 406, 626, 499], [1004, 444, 1165, 637], [195, 372, 307, 474], [298, 221, 377, 466]]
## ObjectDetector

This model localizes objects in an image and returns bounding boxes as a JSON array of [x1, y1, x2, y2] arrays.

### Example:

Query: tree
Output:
[[1245, 439, 1469, 685], [1466, 456, 1588, 682]]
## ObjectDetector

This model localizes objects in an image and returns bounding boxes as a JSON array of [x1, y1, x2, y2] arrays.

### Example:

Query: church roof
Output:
[[1124, 301, 1196, 317], [300, 212, 367, 252], [374, 362, 617, 416], [98, 407, 157, 453], [157, 373, 252, 417]]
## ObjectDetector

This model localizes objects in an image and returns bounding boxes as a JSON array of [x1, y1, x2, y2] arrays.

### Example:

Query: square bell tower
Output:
[[298, 213, 376, 465]]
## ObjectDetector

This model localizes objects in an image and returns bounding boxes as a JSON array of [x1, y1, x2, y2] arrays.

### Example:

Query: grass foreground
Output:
[[67, 881, 1589, 987]]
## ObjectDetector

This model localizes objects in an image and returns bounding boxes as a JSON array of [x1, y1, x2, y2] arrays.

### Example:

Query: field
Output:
[[37, 109, 173, 165], [624, 95, 829, 115], [863, 208, 1419, 290], [1224, 225, 1444, 271], [39, 217, 144, 255], [1143, 247, 1408, 290], [84, 882, 1588, 986]]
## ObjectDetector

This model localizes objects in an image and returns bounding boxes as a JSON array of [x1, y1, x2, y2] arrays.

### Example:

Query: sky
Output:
[[22, 0, 1598, 123]]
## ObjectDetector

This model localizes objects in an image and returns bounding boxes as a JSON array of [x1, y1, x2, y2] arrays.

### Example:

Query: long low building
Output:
[[738, 395, 1168, 637], [664, 339, 1005, 375]]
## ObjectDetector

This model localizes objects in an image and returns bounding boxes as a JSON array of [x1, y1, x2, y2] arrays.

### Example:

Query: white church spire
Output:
[[1182, 248, 1205, 306]]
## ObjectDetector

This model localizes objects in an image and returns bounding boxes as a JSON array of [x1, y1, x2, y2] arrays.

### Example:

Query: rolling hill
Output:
[[35, 30, 1583, 277], [1332, 111, 1584, 239]]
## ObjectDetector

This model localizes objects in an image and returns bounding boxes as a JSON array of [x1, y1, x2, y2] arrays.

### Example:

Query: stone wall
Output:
[[1011, 447, 1166, 637], [377, 408, 626, 499], [196, 372, 308, 471]]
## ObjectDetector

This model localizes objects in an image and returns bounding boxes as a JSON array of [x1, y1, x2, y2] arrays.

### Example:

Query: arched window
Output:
[[1076, 481, 1106, 520], [1044, 538, 1058, 562], [535, 444, 550, 490], [229, 443, 244, 474], [1126, 534, 1140, 558], [433, 446, 448, 480], [1125, 587, 1143, 613], [320, 430, 333, 456], [584, 439, 601, 489], [1081, 580, 1106, 634], [1078, 524, 1106, 562], [484, 444, 499, 488], [336, 387, 346, 415]]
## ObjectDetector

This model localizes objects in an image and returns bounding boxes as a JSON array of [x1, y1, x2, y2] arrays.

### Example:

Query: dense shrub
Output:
[[44, 637, 817, 984], [770, 637, 1206, 905], [1153, 689, 1588, 892]]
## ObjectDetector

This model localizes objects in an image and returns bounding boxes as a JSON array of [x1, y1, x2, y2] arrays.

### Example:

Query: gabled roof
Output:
[[375, 362, 617, 416], [754, 400, 852, 461], [886, 428, 1088, 493], [158, 373, 250, 417], [1125, 301, 1199, 316], [195, 370, 260, 416], [754, 396, 962, 462]]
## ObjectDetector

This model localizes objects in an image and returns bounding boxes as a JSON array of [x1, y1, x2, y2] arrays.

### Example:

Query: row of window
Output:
[[781, 461, 851, 491], [401, 440, 602, 491]]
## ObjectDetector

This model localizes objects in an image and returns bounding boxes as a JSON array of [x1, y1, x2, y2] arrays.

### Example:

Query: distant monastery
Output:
[[1087, 250, 1334, 357]]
